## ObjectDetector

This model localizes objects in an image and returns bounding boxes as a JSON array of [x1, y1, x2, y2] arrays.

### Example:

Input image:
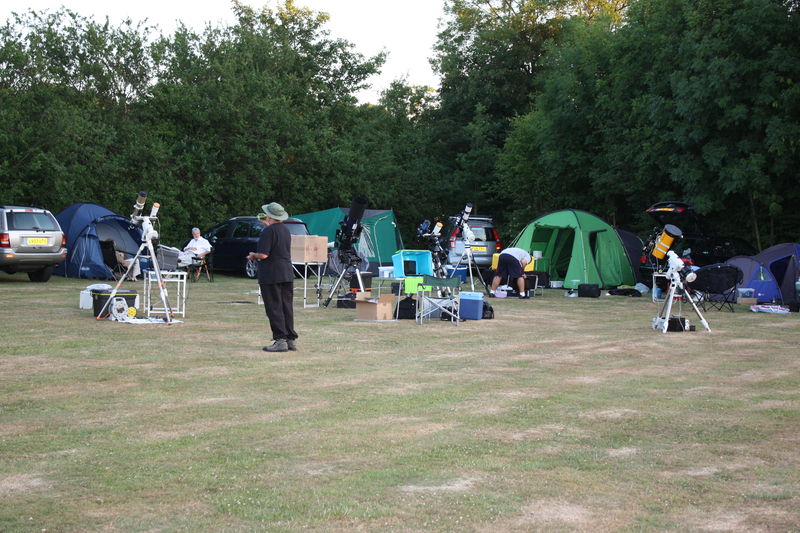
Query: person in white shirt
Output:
[[178, 228, 211, 266], [490, 247, 532, 299]]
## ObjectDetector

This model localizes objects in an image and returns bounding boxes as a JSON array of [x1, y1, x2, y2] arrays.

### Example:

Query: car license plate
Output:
[[27, 237, 48, 245], [471, 246, 487, 252]]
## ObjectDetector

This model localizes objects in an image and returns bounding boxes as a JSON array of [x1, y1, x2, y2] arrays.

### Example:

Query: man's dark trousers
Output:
[[260, 281, 297, 340]]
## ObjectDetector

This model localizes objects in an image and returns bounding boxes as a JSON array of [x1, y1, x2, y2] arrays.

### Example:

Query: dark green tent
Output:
[[512, 209, 637, 289], [294, 207, 404, 265]]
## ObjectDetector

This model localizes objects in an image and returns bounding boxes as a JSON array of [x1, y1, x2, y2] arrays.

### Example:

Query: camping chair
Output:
[[187, 249, 214, 282], [415, 274, 461, 325], [687, 264, 743, 312], [99, 240, 127, 280]]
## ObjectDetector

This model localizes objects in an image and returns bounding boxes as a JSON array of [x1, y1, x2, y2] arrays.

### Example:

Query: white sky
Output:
[[0, 0, 446, 103]]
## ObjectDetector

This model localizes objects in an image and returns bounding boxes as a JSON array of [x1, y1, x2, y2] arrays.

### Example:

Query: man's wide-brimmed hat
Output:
[[261, 202, 288, 221]]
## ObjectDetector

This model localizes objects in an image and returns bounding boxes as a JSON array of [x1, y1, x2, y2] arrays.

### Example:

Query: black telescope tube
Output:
[[347, 196, 368, 225]]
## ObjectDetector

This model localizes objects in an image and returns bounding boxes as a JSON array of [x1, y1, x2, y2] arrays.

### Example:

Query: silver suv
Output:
[[445, 215, 501, 267], [0, 206, 66, 281]]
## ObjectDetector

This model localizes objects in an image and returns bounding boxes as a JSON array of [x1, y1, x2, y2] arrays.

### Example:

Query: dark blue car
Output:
[[203, 216, 309, 278]]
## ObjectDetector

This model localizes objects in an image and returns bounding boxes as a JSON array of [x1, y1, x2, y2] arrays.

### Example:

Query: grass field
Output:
[[1, 272, 798, 532]]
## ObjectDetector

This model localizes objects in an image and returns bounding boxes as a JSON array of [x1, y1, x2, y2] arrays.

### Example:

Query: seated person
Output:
[[113, 247, 140, 281], [490, 247, 532, 299], [178, 227, 211, 266]]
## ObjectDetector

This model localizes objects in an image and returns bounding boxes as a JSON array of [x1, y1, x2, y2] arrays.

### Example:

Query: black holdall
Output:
[[482, 301, 494, 319], [396, 295, 416, 319], [578, 283, 600, 298]]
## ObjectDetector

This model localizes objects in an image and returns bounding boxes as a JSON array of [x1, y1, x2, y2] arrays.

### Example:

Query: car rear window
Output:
[[454, 225, 492, 241], [6, 211, 59, 231], [285, 221, 309, 236]]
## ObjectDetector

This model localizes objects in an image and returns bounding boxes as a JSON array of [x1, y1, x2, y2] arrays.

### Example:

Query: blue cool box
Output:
[[391, 250, 433, 278], [460, 291, 484, 320], [445, 264, 468, 282]]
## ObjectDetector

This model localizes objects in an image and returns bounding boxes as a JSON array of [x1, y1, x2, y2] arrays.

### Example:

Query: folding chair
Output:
[[687, 264, 743, 312], [187, 249, 214, 282], [99, 240, 128, 280], [415, 274, 461, 325]]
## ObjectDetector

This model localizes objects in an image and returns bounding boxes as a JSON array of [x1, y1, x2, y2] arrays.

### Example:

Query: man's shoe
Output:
[[263, 339, 288, 352], [487, 291, 496, 298], [287, 339, 297, 351], [518, 293, 530, 299]]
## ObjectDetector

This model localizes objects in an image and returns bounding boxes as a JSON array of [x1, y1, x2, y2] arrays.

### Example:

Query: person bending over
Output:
[[491, 247, 532, 299]]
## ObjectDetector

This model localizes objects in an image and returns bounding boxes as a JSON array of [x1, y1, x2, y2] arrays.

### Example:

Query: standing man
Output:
[[490, 247, 532, 299], [247, 202, 298, 352]]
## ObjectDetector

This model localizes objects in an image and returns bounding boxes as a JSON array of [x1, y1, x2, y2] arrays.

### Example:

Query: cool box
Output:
[[460, 291, 484, 320]]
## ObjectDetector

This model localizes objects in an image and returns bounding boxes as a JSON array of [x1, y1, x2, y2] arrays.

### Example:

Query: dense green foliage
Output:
[[496, 0, 800, 245], [1, 0, 797, 249]]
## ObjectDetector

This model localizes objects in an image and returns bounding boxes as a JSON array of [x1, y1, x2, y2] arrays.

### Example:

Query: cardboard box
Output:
[[738, 297, 757, 306], [354, 291, 373, 301], [291, 235, 328, 263], [355, 294, 395, 321]]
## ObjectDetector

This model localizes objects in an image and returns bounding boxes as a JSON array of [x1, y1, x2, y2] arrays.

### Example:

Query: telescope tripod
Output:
[[322, 253, 367, 308], [451, 242, 488, 294], [96, 238, 175, 322], [653, 274, 710, 333]]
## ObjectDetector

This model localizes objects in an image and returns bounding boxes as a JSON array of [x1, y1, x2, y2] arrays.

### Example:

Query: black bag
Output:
[[336, 293, 356, 308], [396, 295, 416, 319], [578, 283, 600, 298], [528, 270, 549, 288], [482, 301, 494, 319]]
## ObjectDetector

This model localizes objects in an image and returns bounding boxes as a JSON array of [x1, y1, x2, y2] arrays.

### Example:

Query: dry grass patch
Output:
[[1, 273, 799, 532]]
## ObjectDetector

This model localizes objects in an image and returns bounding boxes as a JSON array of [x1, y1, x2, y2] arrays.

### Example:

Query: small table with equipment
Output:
[[292, 261, 326, 308]]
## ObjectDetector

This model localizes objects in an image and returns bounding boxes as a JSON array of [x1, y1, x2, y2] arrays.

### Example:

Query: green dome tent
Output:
[[511, 209, 637, 289], [294, 207, 404, 266]]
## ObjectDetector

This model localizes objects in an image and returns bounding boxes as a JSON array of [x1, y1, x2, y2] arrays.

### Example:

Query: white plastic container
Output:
[[378, 266, 394, 278], [79, 290, 93, 309]]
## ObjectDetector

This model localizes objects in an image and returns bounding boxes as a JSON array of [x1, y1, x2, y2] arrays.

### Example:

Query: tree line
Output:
[[1, 0, 797, 249]]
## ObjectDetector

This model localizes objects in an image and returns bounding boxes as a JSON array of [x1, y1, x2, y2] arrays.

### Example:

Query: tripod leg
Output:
[[659, 284, 677, 333], [354, 269, 365, 292], [96, 245, 145, 319], [146, 241, 174, 323], [323, 268, 348, 307], [685, 288, 712, 332]]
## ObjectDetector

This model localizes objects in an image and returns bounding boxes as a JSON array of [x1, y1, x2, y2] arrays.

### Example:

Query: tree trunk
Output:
[[748, 192, 762, 251]]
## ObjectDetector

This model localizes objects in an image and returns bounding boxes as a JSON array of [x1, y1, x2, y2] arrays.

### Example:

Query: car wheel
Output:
[[28, 265, 53, 282], [245, 259, 258, 279]]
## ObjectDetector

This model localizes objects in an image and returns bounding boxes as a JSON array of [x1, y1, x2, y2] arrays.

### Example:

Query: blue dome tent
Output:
[[726, 243, 800, 305], [54, 203, 143, 279]]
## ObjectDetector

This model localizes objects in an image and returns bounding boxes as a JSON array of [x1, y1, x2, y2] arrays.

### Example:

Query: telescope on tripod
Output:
[[649, 224, 710, 333], [95, 191, 175, 322], [449, 202, 488, 293], [322, 196, 369, 307], [416, 219, 447, 278]]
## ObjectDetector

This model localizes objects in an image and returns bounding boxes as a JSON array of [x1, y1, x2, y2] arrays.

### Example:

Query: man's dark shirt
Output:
[[256, 223, 293, 284]]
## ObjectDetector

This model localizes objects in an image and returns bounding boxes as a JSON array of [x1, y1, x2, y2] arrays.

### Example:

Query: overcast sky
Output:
[[0, 0, 447, 103]]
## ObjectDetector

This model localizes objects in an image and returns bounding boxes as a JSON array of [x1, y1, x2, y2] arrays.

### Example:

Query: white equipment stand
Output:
[[292, 261, 325, 308], [652, 251, 711, 333], [144, 270, 187, 317]]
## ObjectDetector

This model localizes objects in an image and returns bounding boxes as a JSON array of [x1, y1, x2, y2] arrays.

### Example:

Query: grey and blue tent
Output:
[[727, 243, 800, 305], [54, 203, 142, 279]]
